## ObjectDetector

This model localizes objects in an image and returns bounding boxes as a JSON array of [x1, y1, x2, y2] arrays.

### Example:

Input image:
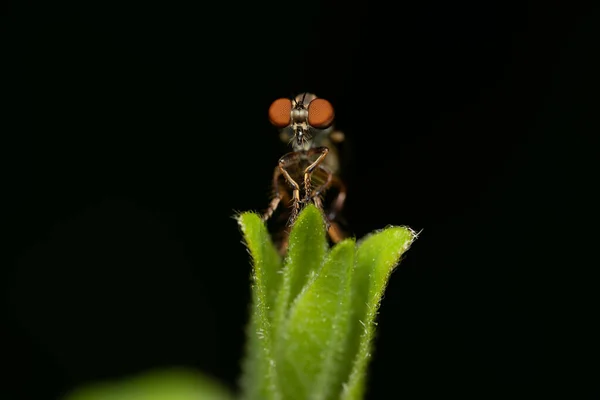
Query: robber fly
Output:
[[261, 92, 347, 253]]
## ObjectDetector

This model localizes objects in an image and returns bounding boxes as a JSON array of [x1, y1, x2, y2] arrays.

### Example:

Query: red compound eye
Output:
[[308, 98, 335, 128], [268, 98, 292, 128]]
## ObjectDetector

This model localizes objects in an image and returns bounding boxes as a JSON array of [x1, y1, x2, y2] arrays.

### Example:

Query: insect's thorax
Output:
[[304, 130, 341, 171]]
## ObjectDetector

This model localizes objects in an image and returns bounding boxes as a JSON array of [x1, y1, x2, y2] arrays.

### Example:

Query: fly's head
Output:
[[268, 93, 336, 151]]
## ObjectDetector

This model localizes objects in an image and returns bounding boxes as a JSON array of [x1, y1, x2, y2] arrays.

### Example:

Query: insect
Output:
[[261, 92, 347, 252]]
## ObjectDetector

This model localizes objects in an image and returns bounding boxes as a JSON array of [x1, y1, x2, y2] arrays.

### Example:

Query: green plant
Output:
[[63, 204, 415, 400], [238, 204, 416, 400]]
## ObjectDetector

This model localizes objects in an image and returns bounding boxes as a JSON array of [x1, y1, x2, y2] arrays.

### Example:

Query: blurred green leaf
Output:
[[62, 368, 233, 400]]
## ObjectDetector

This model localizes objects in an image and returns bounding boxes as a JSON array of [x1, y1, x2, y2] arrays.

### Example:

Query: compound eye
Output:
[[307, 98, 335, 128], [268, 98, 292, 128]]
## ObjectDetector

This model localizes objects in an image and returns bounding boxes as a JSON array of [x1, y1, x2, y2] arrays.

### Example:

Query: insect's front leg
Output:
[[306, 167, 347, 244], [278, 151, 303, 225], [302, 146, 329, 201]]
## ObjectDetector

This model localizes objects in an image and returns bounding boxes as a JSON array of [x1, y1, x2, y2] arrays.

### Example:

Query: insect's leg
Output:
[[309, 193, 331, 230], [325, 175, 348, 243], [278, 152, 303, 225], [325, 175, 347, 222], [261, 167, 284, 222], [307, 190, 346, 245], [266, 186, 292, 255], [299, 164, 333, 230], [304, 170, 347, 244], [302, 146, 329, 201], [327, 221, 345, 243]]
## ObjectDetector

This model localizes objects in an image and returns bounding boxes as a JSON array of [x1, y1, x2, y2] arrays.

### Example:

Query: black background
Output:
[[4, 1, 597, 399]]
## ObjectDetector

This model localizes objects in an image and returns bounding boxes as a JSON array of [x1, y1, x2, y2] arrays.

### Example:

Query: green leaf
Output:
[[274, 204, 328, 326], [237, 212, 283, 400], [279, 238, 355, 400], [272, 205, 328, 396], [62, 368, 233, 400], [341, 226, 417, 400]]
